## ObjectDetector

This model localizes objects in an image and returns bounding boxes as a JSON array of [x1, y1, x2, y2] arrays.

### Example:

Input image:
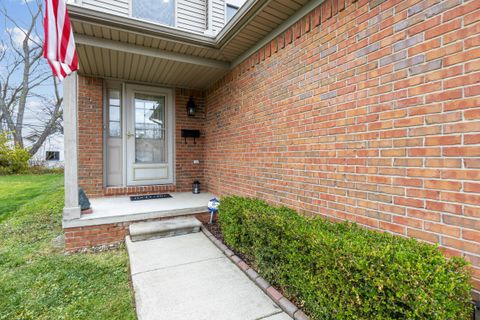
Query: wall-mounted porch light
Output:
[[187, 96, 196, 117]]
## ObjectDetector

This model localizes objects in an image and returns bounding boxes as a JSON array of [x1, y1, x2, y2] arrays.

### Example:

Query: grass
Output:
[[0, 174, 61, 222], [0, 174, 136, 320]]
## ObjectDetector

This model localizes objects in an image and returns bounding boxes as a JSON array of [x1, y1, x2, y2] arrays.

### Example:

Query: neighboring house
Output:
[[63, 0, 480, 297], [26, 133, 65, 168], [2, 131, 64, 168]]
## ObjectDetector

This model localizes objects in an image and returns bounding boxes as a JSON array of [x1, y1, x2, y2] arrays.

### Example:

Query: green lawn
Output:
[[0, 174, 62, 222], [0, 174, 136, 320]]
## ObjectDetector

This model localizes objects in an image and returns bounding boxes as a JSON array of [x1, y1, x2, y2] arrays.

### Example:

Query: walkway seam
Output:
[[254, 310, 284, 320], [131, 256, 225, 276]]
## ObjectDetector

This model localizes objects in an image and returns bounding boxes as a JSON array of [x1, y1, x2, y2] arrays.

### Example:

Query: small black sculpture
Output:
[[78, 187, 91, 211]]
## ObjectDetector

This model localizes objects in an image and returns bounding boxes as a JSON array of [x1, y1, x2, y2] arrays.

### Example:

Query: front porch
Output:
[[60, 12, 219, 248], [61, 7, 227, 227], [64, 192, 216, 228], [63, 191, 216, 251]]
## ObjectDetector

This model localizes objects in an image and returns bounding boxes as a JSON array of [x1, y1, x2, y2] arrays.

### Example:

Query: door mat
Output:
[[130, 194, 172, 201]]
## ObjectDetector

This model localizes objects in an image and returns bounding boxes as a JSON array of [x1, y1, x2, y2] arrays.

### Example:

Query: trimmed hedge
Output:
[[218, 196, 473, 320]]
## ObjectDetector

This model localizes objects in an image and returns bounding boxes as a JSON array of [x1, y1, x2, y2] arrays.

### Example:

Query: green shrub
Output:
[[0, 133, 30, 175], [218, 196, 473, 320], [28, 165, 64, 175]]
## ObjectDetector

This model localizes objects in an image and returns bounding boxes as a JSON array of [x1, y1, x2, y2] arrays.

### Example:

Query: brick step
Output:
[[129, 217, 202, 242]]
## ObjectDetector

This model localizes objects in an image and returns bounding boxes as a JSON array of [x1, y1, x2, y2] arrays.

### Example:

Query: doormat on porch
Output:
[[130, 194, 172, 201]]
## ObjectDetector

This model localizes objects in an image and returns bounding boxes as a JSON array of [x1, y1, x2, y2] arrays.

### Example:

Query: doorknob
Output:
[[127, 132, 134, 138]]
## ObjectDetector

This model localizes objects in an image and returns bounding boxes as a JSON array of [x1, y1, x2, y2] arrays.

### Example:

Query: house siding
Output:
[[71, 0, 208, 34], [212, 0, 226, 32], [177, 0, 207, 34], [204, 0, 480, 294], [77, 75, 205, 197], [81, 0, 129, 16]]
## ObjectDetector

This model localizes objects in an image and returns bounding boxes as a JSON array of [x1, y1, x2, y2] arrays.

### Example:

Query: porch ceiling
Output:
[[69, 0, 313, 89], [75, 40, 229, 89]]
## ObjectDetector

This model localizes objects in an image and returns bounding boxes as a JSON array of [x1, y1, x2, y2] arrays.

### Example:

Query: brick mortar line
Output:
[[200, 227, 310, 320]]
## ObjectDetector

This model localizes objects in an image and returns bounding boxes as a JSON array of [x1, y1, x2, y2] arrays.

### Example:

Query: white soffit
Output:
[[69, 0, 319, 88]]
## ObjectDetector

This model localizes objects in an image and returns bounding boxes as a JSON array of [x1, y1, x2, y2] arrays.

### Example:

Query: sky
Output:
[[0, 0, 61, 138]]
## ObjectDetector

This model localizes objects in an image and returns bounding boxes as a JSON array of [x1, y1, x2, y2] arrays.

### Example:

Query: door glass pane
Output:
[[110, 106, 120, 121], [132, 0, 175, 26], [108, 89, 121, 137], [109, 122, 121, 137], [109, 90, 120, 106], [134, 93, 166, 163]]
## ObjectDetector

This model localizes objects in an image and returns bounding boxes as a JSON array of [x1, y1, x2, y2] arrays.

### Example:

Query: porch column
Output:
[[63, 72, 81, 221]]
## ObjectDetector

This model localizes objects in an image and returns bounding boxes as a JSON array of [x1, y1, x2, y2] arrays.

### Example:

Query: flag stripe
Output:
[[43, 0, 78, 80]]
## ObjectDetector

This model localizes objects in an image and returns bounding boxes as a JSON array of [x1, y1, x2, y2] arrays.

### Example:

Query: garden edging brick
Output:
[[201, 226, 310, 320]]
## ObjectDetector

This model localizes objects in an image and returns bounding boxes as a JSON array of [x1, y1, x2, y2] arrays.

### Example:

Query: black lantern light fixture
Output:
[[186, 96, 196, 117], [192, 180, 201, 194]]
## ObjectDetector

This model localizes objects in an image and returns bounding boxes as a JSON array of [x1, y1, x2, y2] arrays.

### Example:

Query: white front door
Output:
[[125, 84, 174, 186]]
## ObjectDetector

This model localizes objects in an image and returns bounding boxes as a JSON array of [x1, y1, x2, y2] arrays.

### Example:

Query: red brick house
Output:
[[63, 0, 480, 297]]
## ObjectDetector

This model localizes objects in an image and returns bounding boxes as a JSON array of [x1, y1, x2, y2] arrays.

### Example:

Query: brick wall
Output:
[[78, 76, 104, 197], [175, 88, 205, 191], [76, 76, 205, 196], [204, 0, 480, 294]]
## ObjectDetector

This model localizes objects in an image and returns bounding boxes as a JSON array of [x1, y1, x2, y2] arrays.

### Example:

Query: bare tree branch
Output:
[[29, 77, 62, 156], [0, 2, 63, 156]]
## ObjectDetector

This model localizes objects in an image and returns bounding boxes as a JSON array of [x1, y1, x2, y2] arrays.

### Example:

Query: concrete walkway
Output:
[[126, 232, 292, 320]]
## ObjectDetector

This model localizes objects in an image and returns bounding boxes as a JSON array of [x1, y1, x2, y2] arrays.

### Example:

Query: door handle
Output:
[[127, 132, 134, 138]]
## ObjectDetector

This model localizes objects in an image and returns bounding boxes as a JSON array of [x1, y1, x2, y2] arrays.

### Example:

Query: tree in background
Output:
[[0, 0, 62, 156]]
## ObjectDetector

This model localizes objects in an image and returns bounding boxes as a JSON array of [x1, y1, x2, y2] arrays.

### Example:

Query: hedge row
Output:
[[218, 196, 472, 320]]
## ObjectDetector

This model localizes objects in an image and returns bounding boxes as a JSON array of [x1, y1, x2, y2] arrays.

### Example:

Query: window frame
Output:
[[46, 151, 60, 161], [103, 81, 126, 188]]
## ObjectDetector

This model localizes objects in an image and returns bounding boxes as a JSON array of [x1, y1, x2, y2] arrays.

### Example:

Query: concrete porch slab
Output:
[[127, 232, 292, 320], [63, 192, 215, 228]]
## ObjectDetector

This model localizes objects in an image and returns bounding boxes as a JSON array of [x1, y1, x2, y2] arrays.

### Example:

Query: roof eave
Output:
[[68, 5, 218, 49], [68, 0, 274, 55]]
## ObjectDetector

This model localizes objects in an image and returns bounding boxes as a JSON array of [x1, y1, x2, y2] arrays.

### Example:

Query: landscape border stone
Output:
[[201, 226, 310, 320]]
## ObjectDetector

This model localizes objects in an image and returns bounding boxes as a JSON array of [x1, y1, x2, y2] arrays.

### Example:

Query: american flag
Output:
[[43, 0, 78, 80]]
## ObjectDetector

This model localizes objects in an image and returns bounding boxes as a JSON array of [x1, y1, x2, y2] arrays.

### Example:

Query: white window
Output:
[[226, 4, 239, 22], [46, 151, 60, 161], [132, 0, 175, 27]]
